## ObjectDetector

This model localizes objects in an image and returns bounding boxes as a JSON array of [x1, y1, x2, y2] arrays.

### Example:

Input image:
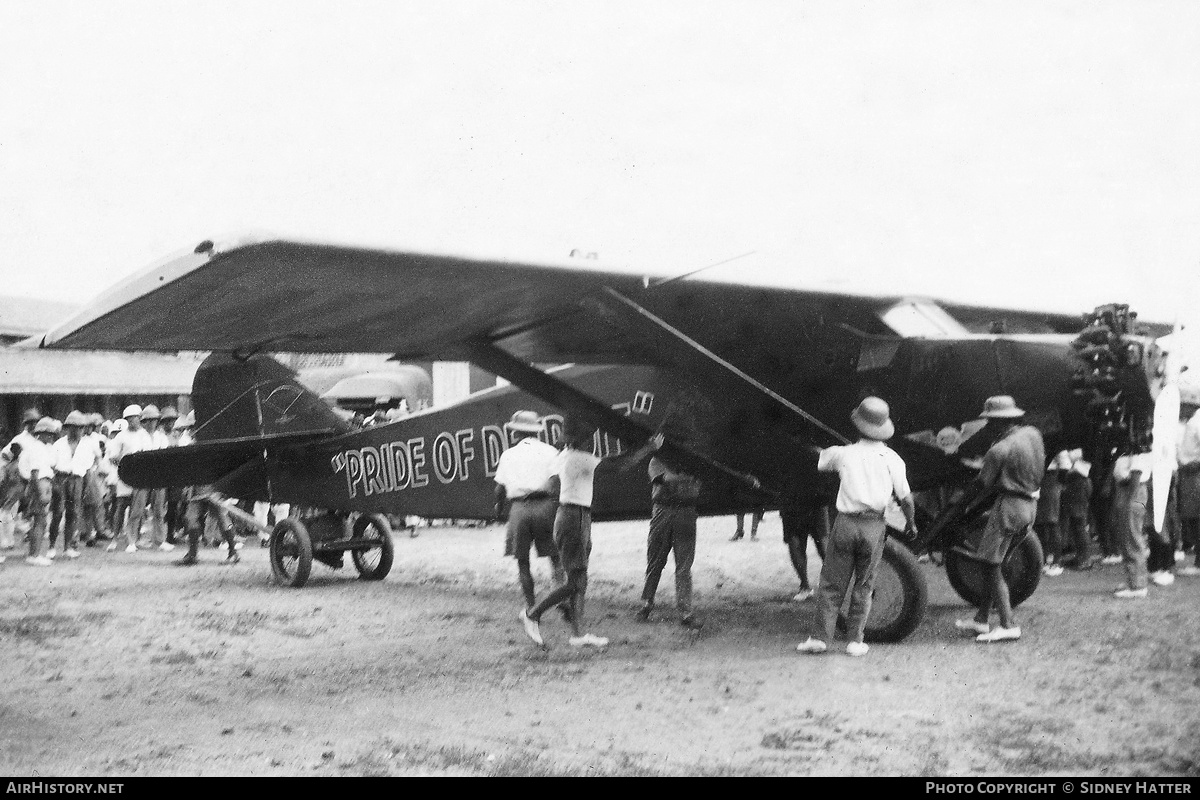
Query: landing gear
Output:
[[269, 518, 313, 587], [351, 513, 395, 581], [268, 511, 396, 587]]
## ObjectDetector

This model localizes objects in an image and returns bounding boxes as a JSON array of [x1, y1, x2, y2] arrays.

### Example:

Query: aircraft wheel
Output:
[[945, 529, 1043, 608], [270, 518, 313, 588], [836, 538, 929, 643], [351, 513, 395, 581]]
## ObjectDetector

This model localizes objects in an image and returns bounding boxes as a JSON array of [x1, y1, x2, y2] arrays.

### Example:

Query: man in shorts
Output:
[[782, 498, 829, 602], [493, 410, 565, 611], [796, 397, 916, 657], [954, 395, 1044, 643]]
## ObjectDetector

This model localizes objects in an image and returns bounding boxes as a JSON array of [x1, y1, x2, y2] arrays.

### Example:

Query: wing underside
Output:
[[42, 239, 909, 364]]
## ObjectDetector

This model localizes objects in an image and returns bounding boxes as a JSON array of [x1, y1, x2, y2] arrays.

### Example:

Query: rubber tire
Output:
[[270, 518, 313, 588], [351, 514, 395, 581], [835, 537, 930, 643], [945, 530, 1043, 609]]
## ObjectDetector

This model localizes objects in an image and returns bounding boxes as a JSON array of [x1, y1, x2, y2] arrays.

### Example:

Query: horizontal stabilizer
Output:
[[117, 432, 329, 489]]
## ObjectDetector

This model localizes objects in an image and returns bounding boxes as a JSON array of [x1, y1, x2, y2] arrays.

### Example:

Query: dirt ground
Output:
[[1, 513, 1198, 777]]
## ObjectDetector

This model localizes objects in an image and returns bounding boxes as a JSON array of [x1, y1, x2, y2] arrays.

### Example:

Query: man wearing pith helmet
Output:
[[493, 410, 565, 612], [51, 411, 102, 559], [107, 405, 154, 553], [139, 405, 173, 552], [797, 396, 916, 658], [954, 395, 1044, 644]]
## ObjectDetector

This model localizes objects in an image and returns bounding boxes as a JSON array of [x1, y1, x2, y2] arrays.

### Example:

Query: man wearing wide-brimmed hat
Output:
[[494, 410, 565, 612], [0, 408, 40, 549], [50, 411, 103, 559], [954, 395, 1045, 643], [797, 397, 916, 657], [107, 405, 154, 553]]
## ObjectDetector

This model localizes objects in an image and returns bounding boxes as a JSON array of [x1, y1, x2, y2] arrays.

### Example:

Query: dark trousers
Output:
[[812, 511, 886, 644], [184, 495, 236, 558], [1034, 521, 1062, 563], [52, 475, 84, 551], [641, 504, 697, 614], [1065, 515, 1094, 565], [782, 504, 829, 587]]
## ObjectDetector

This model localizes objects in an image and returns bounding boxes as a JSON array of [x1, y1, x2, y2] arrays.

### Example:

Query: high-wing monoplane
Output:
[[38, 237, 1172, 641]]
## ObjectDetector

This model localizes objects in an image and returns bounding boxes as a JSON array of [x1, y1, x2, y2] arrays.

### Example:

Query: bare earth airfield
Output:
[[1, 514, 1197, 777]]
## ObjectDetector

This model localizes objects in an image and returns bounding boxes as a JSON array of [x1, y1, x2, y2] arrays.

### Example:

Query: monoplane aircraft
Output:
[[37, 237, 1172, 641]]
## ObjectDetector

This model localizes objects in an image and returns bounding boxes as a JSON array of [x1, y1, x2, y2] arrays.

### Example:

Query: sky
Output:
[[2, 1, 1199, 357]]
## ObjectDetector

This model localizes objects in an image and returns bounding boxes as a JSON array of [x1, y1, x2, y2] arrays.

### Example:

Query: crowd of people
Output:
[[0, 403, 248, 567]]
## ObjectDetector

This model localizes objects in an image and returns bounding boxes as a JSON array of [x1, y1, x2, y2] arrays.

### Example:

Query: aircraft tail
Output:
[[191, 353, 349, 442]]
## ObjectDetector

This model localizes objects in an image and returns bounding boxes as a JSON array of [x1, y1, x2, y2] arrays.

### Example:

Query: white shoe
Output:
[[976, 626, 1021, 643], [105, 543, 117, 552], [1176, 550, 1186, 563], [845, 641, 869, 657], [955, 618, 990, 635], [1114, 587, 1148, 599], [234, 541, 243, 550], [792, 589, 815, 602], [1177, 565, 1200, 577], [568, 633, 609, 648], [1150, 571, 1176, 586], [519, 609, 543, 646], [46, 548, 56, 559], [796, 637, 828, 654], [158, 542, 175, 551], [1101, 555, 1122, 565], [64, 549, 80, 559], [125, 544, 138, 554], [25, 556, 52, 567], [1042, 564, 1064, 577]]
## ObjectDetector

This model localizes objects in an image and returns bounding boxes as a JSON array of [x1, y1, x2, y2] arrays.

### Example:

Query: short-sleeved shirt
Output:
[[552, 447, 602, 508], [817, 439, 911, 514], [979, 425, 1045, 497], [494, 438, 558, 498], [53, 435, 101, 477], [1179, 410, 1200, 467], [17, 439, 57, 481]]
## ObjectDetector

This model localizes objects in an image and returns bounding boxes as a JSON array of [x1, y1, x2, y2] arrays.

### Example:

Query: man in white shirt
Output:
[[51, 411, 101, 559], [107, 405, 154, 553], [19, 418, 60, 566], [139, 405, 173, 551], [493, 411, 565, 611], [1112, 451, 1154, 597], [1178, 407, 1200, 577], [797, 397, 916, 657], [520, 417, 658, 649], [0, 408, 40, 550]]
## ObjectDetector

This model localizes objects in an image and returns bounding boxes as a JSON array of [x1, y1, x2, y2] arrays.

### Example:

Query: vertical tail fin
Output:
[[192, 353, 350, 442]]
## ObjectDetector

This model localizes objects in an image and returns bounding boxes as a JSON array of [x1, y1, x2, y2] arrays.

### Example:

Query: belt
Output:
[[511, 492, 552, 502], [560, 502, 590, 511], [1001, 489, 1037, 501]]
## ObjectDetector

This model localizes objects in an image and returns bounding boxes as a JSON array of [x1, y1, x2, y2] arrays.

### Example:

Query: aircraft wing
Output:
[[40, 237, 913, 363]]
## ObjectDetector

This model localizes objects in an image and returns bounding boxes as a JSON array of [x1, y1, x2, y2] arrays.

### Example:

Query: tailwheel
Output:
[[270, 518, 313, 587], [351, 513, 395, 581], [839, 537, 929, 643]]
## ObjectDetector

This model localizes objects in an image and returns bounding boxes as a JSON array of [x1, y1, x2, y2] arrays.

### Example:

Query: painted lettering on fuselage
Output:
[[330, 397, 642, 499]]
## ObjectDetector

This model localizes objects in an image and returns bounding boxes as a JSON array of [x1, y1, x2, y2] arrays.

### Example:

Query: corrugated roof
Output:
[[0, 349, 199, 394], [0, 295, 78, 337]]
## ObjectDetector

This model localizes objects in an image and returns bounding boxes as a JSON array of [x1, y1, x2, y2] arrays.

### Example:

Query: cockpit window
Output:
[[879, 300, 969, 338]]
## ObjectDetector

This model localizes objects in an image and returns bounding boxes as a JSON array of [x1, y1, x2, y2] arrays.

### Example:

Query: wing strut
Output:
[[461, 340, 771, 497], [596, 288, 850, 445]]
